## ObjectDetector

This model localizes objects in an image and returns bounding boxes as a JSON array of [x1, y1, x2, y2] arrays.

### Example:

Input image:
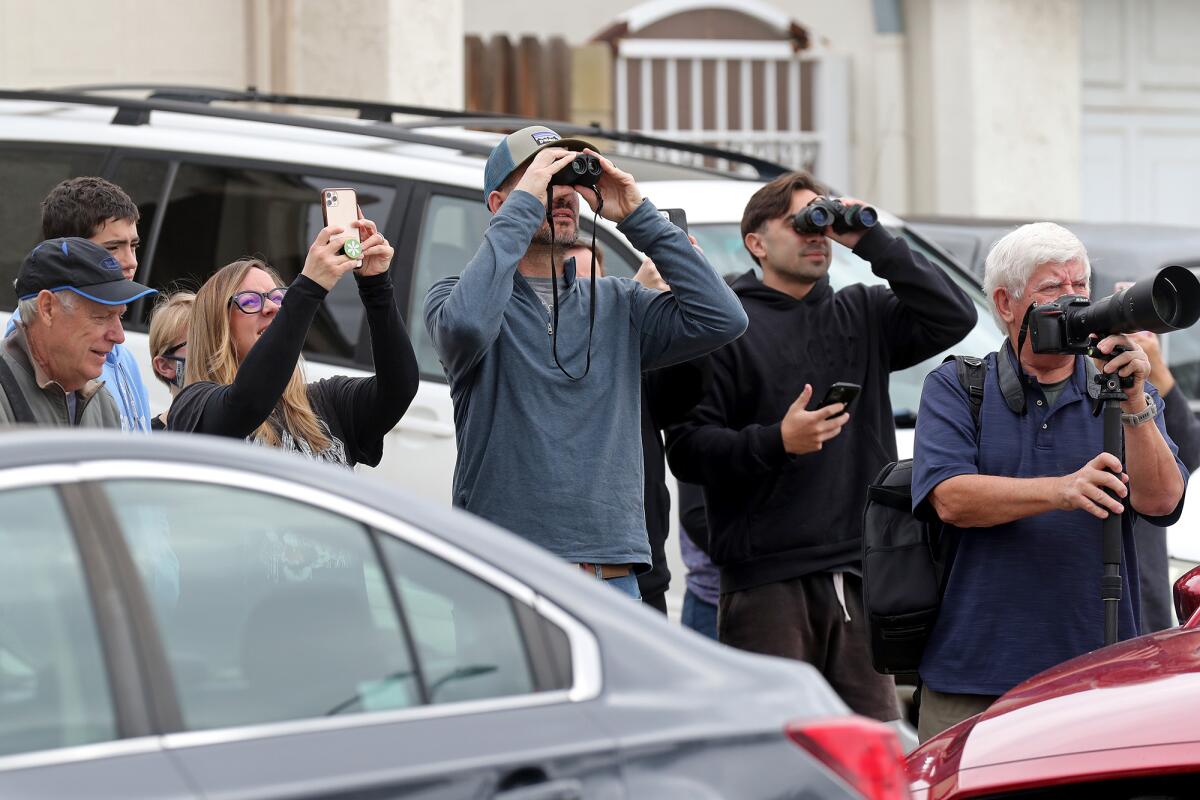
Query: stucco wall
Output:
[[906, 0, 1081, 218], [0, 0, 463, 107]]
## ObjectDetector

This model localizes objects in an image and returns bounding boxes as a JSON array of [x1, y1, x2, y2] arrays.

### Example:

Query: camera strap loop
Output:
[[545, 186, 601, 381]]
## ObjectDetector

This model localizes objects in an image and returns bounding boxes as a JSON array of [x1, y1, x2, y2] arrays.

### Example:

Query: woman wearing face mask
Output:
[[148, 291, 195, 431], [167, 218, 419, 467]]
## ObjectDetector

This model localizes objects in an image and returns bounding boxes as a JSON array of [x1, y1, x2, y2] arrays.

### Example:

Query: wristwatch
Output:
[[1121, 393, 1158, 427]]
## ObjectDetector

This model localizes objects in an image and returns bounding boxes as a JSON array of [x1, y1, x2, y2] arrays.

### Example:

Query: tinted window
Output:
[[409, 194, 492, 377], [0, 146, 108, 310], [107, 157, 170, 283], [104, 480, 419, 730], [0, 486, 116, 757], [379, 535, 536, 704], [143, 163, 397, 362]]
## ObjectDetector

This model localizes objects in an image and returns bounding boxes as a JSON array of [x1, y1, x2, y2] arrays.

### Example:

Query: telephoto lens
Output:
[[549, 153, 603, 188], [792, 199, 838, 234]]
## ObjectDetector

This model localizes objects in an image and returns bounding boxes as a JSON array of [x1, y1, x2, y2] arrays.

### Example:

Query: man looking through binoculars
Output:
[[912, 222, 1189, 741], [424, 125, 746, 598], [665, 171, 977, 721]]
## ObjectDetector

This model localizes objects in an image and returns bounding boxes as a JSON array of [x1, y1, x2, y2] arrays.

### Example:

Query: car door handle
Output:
[[492, 778, 584, 800], [393, 416, 454, 438]]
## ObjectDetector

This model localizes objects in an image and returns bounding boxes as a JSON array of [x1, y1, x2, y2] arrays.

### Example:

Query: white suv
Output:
[[0, 87, 1000, 513]]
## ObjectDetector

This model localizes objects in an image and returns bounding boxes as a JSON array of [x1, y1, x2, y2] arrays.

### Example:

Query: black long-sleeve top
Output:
[[168, 272, 418, 468], [665, 226, 978, 593], [638, 357, 712, 602]]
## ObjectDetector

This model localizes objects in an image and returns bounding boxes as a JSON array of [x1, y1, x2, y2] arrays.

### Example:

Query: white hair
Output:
[[16, 290, 77, 324], [982, 222, 1090, 331]]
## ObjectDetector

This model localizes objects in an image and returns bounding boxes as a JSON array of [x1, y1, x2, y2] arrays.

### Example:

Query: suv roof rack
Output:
[[10, 84, 786, 180]]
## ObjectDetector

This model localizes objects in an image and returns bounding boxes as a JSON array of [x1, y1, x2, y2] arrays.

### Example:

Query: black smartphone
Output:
[[818, 382, 861, 410], [659, 207, 688, 233]]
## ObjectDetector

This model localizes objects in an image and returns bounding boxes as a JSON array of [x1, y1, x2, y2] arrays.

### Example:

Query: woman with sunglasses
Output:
[[147, 290, 195, 430], [167, 219, 418, 468]]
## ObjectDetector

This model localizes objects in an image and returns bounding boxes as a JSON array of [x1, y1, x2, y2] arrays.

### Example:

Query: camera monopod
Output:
[[1026, 265, 1200, 645]]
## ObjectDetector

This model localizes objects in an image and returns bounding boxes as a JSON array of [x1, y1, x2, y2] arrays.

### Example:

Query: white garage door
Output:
[[1081, 0, 1200, 225]]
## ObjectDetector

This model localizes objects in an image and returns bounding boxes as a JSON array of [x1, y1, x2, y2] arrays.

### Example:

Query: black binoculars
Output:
[[549, 153, 603, 189], [793, 197, 879, 235]]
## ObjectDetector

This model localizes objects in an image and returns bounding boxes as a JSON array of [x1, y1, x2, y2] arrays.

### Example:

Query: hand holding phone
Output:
[[321, 188, 362, 261], [818, 382, 861, 410]]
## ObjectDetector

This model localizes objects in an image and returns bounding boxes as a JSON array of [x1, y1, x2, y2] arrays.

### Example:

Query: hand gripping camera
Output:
[[793, 197, 879, 235], [1027, 266, 1200, 356], [549, 153, 603, 189]]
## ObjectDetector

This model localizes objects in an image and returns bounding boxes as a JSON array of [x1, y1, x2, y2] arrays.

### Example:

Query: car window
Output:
[[134, 162, 397, 363], [0, 486, 116, 757], [378, 535, 537, 705], [688, 222, 1004, 423], [0, 145, 110, 311], [106, 157, 170, 283], [103, 480, 420, 730], [408, 193, 492, 378]]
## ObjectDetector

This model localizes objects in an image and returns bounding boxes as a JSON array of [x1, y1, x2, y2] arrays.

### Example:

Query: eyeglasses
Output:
[[229, 287, 287, 314], [162, 341, 186, 358]]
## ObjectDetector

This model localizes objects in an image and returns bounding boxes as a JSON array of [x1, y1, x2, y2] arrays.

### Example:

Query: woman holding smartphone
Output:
[[168, 218, 418, 468]]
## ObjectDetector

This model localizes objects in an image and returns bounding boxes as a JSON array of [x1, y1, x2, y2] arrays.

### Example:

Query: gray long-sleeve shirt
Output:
[[424, 190, 747, 566]]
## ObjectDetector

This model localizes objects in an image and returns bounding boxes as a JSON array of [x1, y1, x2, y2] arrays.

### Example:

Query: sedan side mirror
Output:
[[1173, 563, 1200, 628]]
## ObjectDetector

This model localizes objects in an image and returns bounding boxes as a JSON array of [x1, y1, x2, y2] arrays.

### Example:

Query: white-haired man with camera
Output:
[[911, 222, 1188, 741]]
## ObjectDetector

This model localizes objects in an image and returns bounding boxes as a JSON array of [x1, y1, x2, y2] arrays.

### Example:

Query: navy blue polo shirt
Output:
[[912, 346, 1187, 696]]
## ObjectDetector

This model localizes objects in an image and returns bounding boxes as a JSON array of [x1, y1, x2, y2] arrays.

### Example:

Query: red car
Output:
[[907, 566, 1200, 799]]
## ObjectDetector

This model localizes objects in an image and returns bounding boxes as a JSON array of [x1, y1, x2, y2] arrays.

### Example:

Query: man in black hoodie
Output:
[[665, 171, 977, 720]]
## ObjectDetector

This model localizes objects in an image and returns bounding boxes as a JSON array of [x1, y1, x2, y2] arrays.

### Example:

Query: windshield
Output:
[[690, 223, 1004, 426]]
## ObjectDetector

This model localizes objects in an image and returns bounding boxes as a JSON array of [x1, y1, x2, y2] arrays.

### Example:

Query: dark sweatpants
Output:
[[718, 572, 901, 721]]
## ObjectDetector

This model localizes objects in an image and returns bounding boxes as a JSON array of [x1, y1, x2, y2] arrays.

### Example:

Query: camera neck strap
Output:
[[545, 186, 602, 381]]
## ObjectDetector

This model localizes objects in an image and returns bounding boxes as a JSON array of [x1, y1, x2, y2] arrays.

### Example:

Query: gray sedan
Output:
[[0, 431, 906, 799]]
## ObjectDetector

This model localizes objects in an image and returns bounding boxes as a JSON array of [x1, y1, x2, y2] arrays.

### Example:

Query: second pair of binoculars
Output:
[[549, 153, 603, 189], [793, 197, 879, 235]]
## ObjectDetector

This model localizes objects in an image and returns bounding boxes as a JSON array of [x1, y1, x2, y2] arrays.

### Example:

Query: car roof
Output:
[[907, 215, 1200, 281], [0, 92, 769, 188]]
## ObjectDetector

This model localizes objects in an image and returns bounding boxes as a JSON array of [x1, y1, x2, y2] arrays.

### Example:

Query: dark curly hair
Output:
[[41, 177, 139, 240]]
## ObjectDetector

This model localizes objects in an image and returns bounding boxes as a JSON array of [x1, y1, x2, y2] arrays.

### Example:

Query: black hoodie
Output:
[[664, 226, 977, 594]]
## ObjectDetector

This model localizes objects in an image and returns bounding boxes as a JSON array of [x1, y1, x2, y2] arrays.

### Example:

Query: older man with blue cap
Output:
[[424, 125, 747, 598], [1, 236, 157, 426]]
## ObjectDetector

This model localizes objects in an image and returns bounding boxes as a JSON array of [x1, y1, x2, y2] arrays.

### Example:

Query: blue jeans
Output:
[[605, 573, 641, 600], [681, 588, 718, 640], [580, 565, 642, 600]]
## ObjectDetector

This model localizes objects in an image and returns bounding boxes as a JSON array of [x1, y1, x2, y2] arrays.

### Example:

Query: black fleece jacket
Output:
[[664, 226, 977, 593]]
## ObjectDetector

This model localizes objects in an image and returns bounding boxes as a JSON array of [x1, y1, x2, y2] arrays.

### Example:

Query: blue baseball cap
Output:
[[16, 237, 157, 305], [483, 125, 598, 205]]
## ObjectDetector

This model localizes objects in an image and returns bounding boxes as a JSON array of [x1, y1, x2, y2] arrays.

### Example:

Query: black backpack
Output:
[[862, 355, 985, 675]]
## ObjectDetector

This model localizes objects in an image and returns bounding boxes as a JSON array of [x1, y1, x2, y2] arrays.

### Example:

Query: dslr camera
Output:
[[550, 153, 603, 189], [793, 197, 879, 235], [1028, 265, 1200, 355]]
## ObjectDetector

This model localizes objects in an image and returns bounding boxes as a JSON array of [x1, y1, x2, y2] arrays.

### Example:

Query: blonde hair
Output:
[[148, 291, 195, 386], [186, 260, 330, 451]]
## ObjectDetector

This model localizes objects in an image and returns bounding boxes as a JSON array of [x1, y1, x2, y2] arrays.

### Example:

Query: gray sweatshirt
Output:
[[425, 190, 747, 567]]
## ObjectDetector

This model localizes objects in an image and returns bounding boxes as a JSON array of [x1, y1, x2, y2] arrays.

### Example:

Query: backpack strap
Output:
[[943, 354, 987, 433], [0, 357, 38, 425]]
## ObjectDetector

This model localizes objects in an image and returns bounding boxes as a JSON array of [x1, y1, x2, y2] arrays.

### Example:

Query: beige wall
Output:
[[0, 0, 462, 107], [906, 0, 1082, 218]]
